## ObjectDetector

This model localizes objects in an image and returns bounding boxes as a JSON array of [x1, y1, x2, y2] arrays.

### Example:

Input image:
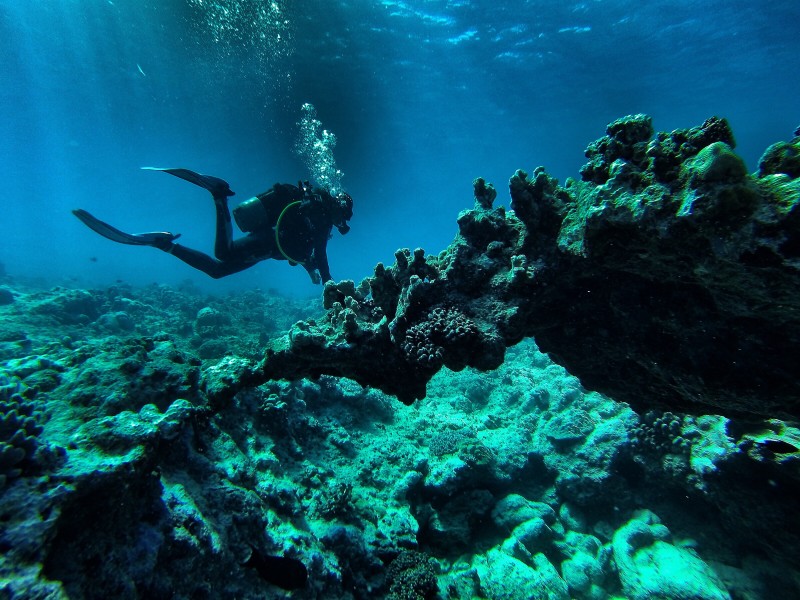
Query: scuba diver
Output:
[[73, 168, 353, 284]]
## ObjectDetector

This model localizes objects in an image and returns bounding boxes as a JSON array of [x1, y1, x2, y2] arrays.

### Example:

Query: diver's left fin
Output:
[[72, 209, 180, 247]]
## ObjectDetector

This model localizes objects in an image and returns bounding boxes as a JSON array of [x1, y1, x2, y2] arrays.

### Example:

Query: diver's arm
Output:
[[302, 263, 322, 284], [313, 236, 333, 283]]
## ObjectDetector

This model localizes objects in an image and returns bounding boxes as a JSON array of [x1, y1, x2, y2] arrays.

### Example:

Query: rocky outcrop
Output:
[[206, 116, 800, 420]]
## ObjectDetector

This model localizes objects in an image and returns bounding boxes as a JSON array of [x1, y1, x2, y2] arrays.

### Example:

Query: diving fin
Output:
[[142, 167, 235, 197], [72, 209, 180, 248]]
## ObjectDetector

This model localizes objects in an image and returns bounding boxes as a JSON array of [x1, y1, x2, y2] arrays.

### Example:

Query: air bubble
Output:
[[295, 103, 345, 195]]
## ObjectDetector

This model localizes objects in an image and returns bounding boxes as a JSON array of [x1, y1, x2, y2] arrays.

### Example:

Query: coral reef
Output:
[[0, 286, 797, 597], [206, 115, 800, 422], [1, 116, 799, 598]]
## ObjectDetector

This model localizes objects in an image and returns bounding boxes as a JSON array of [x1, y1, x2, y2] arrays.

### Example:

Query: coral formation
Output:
[[204, 115, 800, 422], [630, 410, 696, 457], [613, 510, 731, 600], [0, 373, 43, 486], [579, 113, 654, 185], [758, 135, 800, 178], [401, 307, 482, 374], [386, 550, 439, 600]]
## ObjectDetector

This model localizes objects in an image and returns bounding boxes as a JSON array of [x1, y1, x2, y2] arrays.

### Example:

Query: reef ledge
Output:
[[206, 114, 800, 421]]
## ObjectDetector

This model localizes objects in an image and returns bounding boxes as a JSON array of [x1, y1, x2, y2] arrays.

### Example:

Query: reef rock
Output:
[[612, 510, 731, 600], [204, 116, 800, 421]]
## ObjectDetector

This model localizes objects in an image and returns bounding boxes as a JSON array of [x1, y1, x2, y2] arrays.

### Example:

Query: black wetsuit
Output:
[[167, 183, 337, 282]]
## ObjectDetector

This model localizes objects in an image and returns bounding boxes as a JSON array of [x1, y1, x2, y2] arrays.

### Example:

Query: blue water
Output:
[[2, 0, 798, 295]]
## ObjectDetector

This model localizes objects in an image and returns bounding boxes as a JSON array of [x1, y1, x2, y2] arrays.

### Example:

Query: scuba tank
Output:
[[231, 182, 313, 233], [232, 192, 272, 233]]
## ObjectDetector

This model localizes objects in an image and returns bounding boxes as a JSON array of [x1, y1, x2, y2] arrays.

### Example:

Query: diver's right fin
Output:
[[142, 167, 235, 197], [72, 209, 180, 248]]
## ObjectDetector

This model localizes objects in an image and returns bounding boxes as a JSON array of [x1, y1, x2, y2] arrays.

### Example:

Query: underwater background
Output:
[[2, 1, 800, 599], [3, 0, 798, 294]]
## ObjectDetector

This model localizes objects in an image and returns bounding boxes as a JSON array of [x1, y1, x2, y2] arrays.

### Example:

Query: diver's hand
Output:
[[309, 271, 321, 285]]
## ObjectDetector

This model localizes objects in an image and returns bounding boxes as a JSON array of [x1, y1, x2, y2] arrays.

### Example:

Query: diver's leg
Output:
[[160, 243, 254, 279], [147, 223, 266, 279], [213, 198, 236, 260]]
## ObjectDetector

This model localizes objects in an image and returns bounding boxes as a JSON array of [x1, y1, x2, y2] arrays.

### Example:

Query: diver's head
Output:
[[333, 192, 353, 234]]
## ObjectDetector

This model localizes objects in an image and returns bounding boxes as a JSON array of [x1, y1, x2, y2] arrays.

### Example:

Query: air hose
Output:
[[275, 201, 305, 265]]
